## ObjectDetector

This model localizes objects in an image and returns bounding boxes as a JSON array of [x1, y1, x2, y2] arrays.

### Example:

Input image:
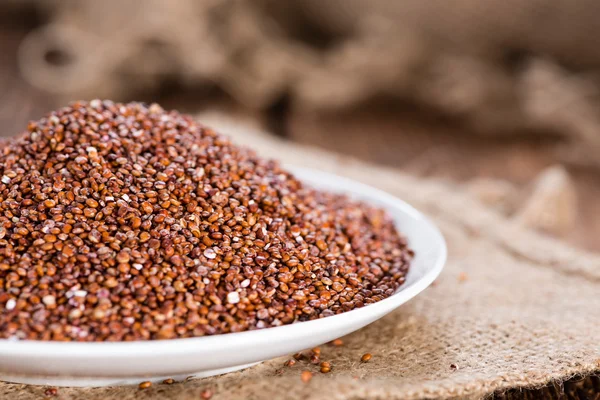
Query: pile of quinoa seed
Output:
[[0, 100, 412, 341]]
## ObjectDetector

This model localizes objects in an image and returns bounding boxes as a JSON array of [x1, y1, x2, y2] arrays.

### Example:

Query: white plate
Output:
[[0, 167, 446, 387]]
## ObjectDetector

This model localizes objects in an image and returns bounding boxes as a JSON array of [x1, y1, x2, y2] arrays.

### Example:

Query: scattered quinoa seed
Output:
[[162, 378, 175, 384], [361, 353, 372, 363], [332, 339, 344, 346], [139, 381, 152, 389], [200, 388, 214, 399], [301, 370, 313, 383], [320, 361, 331, 373], [284, 359, 296, 367], [44, 387, 58, 397]]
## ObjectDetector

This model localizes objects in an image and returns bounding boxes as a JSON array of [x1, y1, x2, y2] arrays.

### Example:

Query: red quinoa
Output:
[[0, 100, 412, 341], [301, 370, 313, 383], [138, 381, 152, 389]]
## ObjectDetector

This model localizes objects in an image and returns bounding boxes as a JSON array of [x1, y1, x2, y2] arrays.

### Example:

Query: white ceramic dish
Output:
[[0, 166, 446, 387]]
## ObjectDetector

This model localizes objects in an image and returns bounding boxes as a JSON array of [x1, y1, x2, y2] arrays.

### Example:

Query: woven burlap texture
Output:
[[2, 118, 599, 400]]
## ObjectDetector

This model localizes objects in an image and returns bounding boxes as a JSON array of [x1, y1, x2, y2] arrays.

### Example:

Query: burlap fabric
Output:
[[11, 0, 600, 168], [2, 117, 599, 400]]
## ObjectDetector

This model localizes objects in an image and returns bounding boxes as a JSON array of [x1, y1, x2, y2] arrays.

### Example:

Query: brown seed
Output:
[[320, 361, 331, 373], [293, 352, 304, 360], [116, 251, 130, 264], [44, 387, 58, 396], [162, 378, 174, 384], [139, 232, 151, 242], [43, 199, 56, 208], [203, 248, 217, 259], [256, 308, 269, 320], [131, 217, 142, 229], [200, 389, 214, 399], [88, 230, 100, 243], [284, 359, 296, 367], [311, 347, 321, 356], [68, 309, 82, 320], [44, 234, 57, 243], [141, 201, 153, 214], [42, 295, 56, 306], [361, 353, 372, 363], [310, 354, 320, 364], [173, 280, 185, 292], [86, 198, 99, 208], [300, 370, 313, 383], [332, 282, 344, 292], [331, 339, 344, 346], [92, 307, 106, 320], [104, 277, 118, 288], [171, 255, 183, 267], [321, 277, 333, 286], [63, 245, 75, 257], [148, 276, 160, 287], [139, 381, 152, 389]]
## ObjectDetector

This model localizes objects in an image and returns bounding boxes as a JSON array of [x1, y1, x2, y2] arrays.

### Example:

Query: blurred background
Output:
[[1, 0, 599, 252]]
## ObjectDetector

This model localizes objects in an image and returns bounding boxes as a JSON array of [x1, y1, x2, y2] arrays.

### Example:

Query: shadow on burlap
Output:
[[1, 117, 599, 400]]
